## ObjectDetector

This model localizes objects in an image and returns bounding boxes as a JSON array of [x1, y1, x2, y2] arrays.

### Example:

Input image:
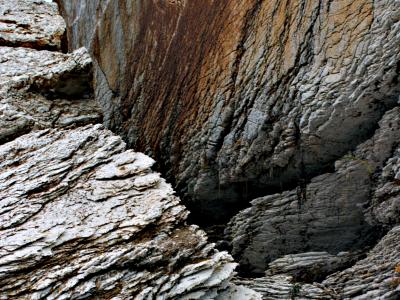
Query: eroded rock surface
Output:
[[322, 225, 400, 299], [58, 0, 400, 221], [225, 107, 400, 274], [0, 46, 102, 144], [0, 0, 65, 50], [233, 275, 335, 300], [266, 251, 362, 283], [367, 150, 400, 227], [234, 226, 400, 299], [0, 125, 240, 299]]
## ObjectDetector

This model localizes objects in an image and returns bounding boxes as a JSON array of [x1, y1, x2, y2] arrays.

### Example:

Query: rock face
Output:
[[0, 1, 254, 299], [234, 226, 400, 299], [57, 0, 400, 221], [233, 275, 335, 300], [266, 251, 362, 282], [225, 107, 400, 274]]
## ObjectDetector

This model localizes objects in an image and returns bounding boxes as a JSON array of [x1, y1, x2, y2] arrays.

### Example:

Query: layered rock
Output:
[[0, 46, 102, 144], [266, 251, 362, 282], [234, 226, 400, 299], [322, 225, 400, 299], [0, 0, 65, 50], [0, 125, 238, 299], [233, 275, 334, 300], [366, 149, 400, 227], [225, 107, 400, 274], [57, 0, 400, 221]]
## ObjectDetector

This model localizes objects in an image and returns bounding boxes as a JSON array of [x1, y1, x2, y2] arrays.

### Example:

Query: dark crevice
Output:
[[28, 71, 94, 100]]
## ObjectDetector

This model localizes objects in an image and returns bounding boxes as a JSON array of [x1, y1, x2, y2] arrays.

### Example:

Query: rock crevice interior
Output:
[[1, 0, 400, 299]]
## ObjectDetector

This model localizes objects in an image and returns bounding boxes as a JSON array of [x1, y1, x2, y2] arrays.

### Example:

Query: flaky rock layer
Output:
[[0, 46, 102, 144], [0, 125, 237, 299]]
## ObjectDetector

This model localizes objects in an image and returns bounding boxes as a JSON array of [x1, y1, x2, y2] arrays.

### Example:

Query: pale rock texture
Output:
[[57, 0, 400, 221], [0, 125, 238, 299], [0, 0, 65, 50], [225, 107, 400, 274], [0, 46, 102, 144]]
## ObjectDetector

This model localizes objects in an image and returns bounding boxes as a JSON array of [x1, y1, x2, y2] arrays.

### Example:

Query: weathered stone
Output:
[[266, 251, 363, 283], [233, 275, 335, 300], [0, 0, 65, 50], [57, 0, 400, 221], [0, 46, 102, 144], [366, 149, 400, 227], [322, 225, 400, 300], [225, 107, 400, 274], [215, 284, 263, 300], [0, 125, 238, 299]]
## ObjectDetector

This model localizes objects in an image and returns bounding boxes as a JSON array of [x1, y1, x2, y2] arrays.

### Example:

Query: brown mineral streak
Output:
[[124, 0, 232, 153]]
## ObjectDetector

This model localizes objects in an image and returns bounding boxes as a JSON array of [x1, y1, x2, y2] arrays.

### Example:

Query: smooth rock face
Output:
[[0, 46, 102, 144], [0, 0, 65, 50], [57, 0, 400, 221], [225, 107, 400, 274], [0, 125, 238, 299]]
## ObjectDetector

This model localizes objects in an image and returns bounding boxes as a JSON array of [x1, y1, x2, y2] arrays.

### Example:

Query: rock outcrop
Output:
[[0, 46, 102, 144], [234, 226, 400, 299], [233, 275, 334, 300], [322, 225, 400, 299], [0, 1, 254, 299], [0, 125, 237, 299], [54, 0, 400, 296], [57, 0, 400, 221], [266, 251, 362, 283], [225, 107, 400, 274], [0, 0, 65, 50]]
